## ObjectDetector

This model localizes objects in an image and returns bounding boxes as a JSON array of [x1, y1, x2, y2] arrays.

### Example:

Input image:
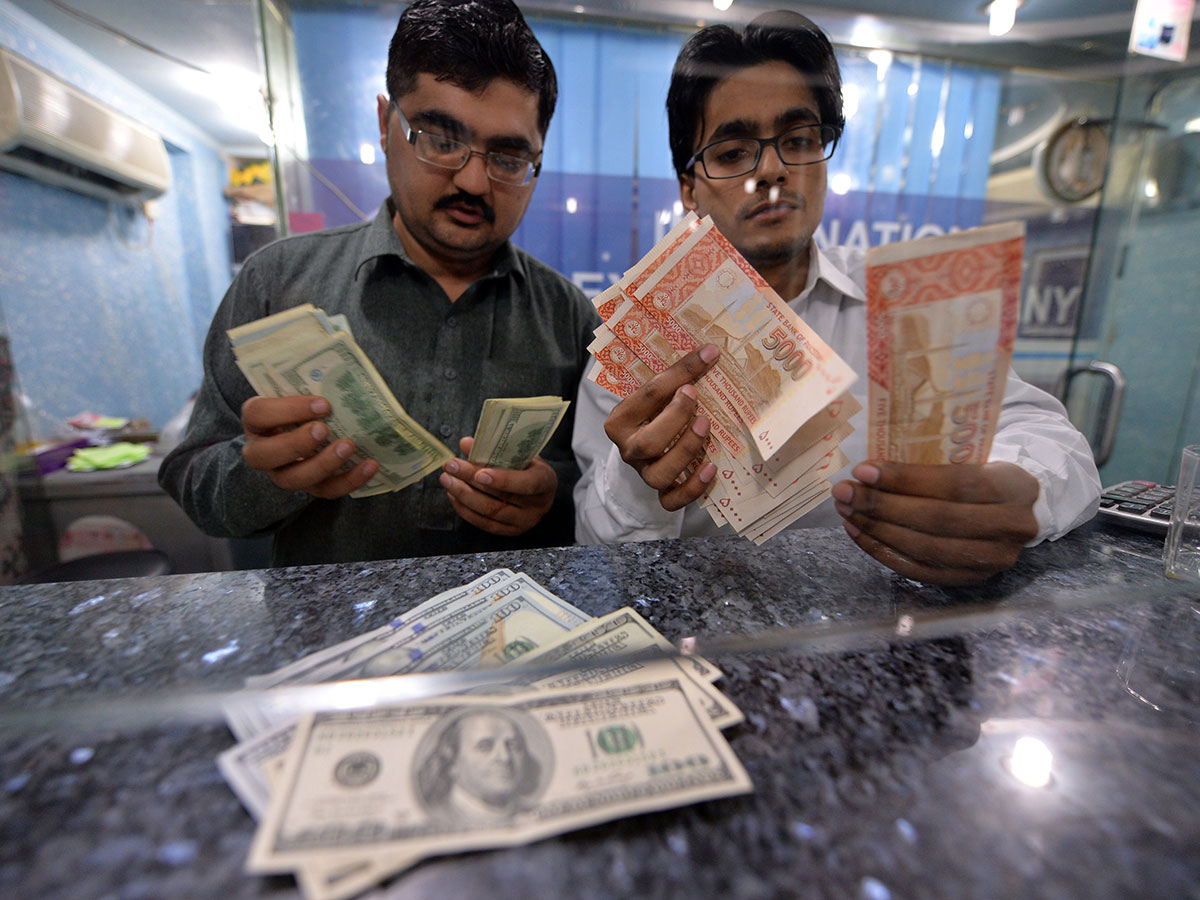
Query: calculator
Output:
[[1097, 480, 1176, 534]]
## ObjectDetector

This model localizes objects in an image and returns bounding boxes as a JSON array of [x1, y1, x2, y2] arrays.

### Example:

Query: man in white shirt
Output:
[[572, 10, 1100, 585]]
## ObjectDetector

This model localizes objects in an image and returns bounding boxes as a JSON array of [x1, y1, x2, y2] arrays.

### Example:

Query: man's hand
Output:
[[439, 437, 557, 537], [832, 460, 1040, 586], [241, 396, 379, 499], [604, 345, 720, 511]]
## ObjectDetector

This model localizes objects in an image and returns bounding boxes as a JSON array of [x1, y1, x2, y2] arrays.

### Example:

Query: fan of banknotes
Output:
[[228, 307, 572, 497], [220, 568, 751, 900], [228, 305, 455, 497], [587, 213, 859, 544]]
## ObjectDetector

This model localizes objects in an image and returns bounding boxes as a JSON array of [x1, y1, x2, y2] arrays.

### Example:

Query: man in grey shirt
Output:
[[160, 0, 598, 566]]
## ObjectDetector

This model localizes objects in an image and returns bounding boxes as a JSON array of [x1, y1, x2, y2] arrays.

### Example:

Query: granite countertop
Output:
[[1, 522, 1199, 899]]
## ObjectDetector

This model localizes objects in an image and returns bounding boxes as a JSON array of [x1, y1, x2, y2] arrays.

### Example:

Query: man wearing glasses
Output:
[[573, 11, 1100, 584], [162, 0, 598, 565]]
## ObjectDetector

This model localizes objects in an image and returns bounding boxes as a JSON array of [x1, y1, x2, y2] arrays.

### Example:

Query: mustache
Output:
[[435, 192, 496, 223]]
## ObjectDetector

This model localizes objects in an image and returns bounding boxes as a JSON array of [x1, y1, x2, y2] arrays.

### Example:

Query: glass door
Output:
[[1069, 63, 1200, 485]]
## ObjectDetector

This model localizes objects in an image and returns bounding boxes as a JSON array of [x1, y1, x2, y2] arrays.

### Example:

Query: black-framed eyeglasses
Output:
[[686, 123, 840, 179], [390, 100, 542, 186]]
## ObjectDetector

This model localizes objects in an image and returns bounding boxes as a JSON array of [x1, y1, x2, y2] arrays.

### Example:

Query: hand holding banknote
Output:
[[440, 437, 557, 537], [837, 221, 1040, 585], [602, 346, 721, 511], [832, 460, 1038, 586], [242, 395, 379, 499]]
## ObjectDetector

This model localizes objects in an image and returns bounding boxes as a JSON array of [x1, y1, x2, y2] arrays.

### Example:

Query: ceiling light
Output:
[[1185, 117, 1200, 133], [713, 0, 733, 11], [983, 0, 1024, 37], [867, 49, 892, 81]]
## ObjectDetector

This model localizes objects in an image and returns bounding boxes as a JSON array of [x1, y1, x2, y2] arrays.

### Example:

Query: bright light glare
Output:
[[964, 121, 975, 140], [907, 82, 919, 97], [712, 0, 733, 11], [185, 64, 270, 139], [931, 119, 946, 157], [1185, 117, 1200, 133], [359, 142, 376, 165], [830, 172, 852, 195], [1144, 179, 1159, 199], [565, 196, 578, 214], [842, 83, 861, 119], [1010, 736, 1053, 787], [867, 49, 892, 80], [988, 0, 1018, 37], [658, 209, 672, 225], [673, 200, 684, 216]]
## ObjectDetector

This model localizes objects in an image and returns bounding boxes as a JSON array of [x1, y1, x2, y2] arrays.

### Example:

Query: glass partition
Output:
[[1071, 62, 1200, 484], [262, 3, 1013, 297]]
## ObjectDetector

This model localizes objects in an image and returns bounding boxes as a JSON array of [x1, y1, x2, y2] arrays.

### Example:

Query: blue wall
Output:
[[0, 1, 232, 430], [289, 9, 1002, 297]]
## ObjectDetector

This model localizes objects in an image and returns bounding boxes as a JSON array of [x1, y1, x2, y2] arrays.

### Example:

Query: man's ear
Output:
[[377, 93, 390, 153], [678, 173, 698, 214]]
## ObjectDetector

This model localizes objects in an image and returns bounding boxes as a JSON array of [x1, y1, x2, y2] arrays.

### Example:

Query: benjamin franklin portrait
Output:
[[413, 706, 551, 825]]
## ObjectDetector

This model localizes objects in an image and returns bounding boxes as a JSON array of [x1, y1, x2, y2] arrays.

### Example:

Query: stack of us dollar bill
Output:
[[219, 569, 751, 900], [864, 222, 1025, 465], [228, 304, 454, 497], [587, 212, 859, 544], [468, 396, 570, 470]]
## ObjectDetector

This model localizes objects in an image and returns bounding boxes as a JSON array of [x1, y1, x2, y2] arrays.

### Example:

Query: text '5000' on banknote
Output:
[[618, 216, 856, 457]]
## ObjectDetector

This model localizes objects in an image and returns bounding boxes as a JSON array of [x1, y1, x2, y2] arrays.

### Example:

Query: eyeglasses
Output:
[[686, 123, 840, 180], [390, 100, 541, 186]]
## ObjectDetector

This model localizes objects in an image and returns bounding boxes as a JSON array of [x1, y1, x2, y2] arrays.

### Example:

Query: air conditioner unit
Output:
[[0, 47, 170, 203]]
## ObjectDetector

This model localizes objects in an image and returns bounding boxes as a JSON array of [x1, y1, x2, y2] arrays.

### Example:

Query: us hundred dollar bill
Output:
[[246, 679, 753, 875], [228, 306, 453, 497], [468, 396, 570, 470], [224, 572, 591, 742]]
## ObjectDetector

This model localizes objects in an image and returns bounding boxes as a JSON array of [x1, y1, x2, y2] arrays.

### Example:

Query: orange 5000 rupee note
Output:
[[616, 215, 857, 458], [865, 221, 1024, 465]]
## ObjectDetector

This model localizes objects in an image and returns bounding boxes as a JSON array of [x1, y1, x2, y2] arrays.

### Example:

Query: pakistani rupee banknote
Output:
[[586, 213, 859, 543], [865, 222, 1025, 465]]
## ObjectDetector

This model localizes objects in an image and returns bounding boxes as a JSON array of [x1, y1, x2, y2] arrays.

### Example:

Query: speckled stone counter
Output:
[[2, 522, 1199, 900]]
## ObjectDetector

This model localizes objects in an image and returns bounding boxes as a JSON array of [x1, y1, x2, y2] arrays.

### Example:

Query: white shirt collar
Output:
[[806, 240, 866, 303]]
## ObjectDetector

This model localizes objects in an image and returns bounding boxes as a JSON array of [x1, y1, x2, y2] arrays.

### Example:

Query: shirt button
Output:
[[444, 367, 457, 381], [439, 424, 453, 438], [446, 316, 458, 328]]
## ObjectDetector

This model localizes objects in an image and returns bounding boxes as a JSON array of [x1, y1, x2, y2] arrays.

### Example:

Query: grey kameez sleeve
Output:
[[158, 261, 313, 538]]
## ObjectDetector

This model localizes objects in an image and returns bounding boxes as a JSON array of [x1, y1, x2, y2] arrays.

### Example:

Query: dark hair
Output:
[[386, 0, 558, 136], [666, 10, 844, 176]]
